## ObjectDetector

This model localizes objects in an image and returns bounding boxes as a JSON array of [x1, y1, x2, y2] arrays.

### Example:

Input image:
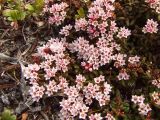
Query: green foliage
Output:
[[3, 9, 26, 21], [2, 0, 44, 22], [25, 4, 35, 12], [33, 0, 44, 13], [0, 109, 16, 120], [25, 0, 44, 15], [75, 7, 85, 19]]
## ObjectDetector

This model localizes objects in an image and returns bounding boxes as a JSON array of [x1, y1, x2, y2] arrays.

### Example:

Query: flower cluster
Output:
[[142, 19, 158, 34], [128, 56, 140, 64], [59, 75, 112, 119], [89, 113, 103, 120], [117, 70, 130, 80], [74, 0, 129, 40], [21, 0, 160, 119], [29, 85, 45, 102], [84, 79, 112, 106], [145, 0, 160, 13], [23, 63, 40, 80], [69, 35, 131, 71], [24, 38, 70, 100], [69, 0, 132, 72], [88, 113, 115, 120], [105, 113, 116, 120], [2, 0, 160, 118], [44, 2, 68, 25], [60, 24, 72, 36], [117, 27, 131, 39], [114, 53, 126, 67], [131, 95, 152, 115], [60, 88, 89, 119], [45, 80, 58, 96], [75, 18, 88, 31], [69, 37, 115, 71]]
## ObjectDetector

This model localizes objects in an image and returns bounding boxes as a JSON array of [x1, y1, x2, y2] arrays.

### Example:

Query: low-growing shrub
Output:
[[1, 0, 160, 119]]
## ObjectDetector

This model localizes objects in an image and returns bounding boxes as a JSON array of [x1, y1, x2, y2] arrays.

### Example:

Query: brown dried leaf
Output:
[[0, 83, 17, 90], [21, 112, 28, 120]]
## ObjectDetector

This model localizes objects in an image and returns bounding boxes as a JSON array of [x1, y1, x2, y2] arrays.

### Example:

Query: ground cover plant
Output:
[[0, 0, 160, 120]]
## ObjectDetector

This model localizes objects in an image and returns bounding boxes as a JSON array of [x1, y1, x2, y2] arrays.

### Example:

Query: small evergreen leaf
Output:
[[25, 4, 34, 11], [3, 9, 12, 17]]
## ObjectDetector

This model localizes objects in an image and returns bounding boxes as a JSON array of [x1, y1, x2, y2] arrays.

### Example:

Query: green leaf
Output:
[[123, 102, 130, 112], [4, 9, 26, 21], [7, 17, 14, 21], [78, 8, 84, 16], [10, 10, 26, 20], [25, 4, 34, 12], [75, 7, 85, 19], [15, 11, 25, 20], [3, 9, 12, 17], [1, 108, 16, 120], [33, 0, 44, 13], [158, 15, 160, 21]]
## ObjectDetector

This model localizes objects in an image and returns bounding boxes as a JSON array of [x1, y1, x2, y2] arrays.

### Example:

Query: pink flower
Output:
[[117, 27, 131, 39], [89, 113, 103, 120], [44, 68, 57, 80], [114, 53, 127, 67], [29, 85, 45, 102], [138, 103, 152, 115], [145, 0, 160, 13], [46, 80, 58, 96], [131, 95, 145, 104], [94, 75, 105, 84], [49, 40, 65, 53], [151, 92, 160, 105], [128, 55, 140, 64], [146, 0, 158, 4], [57, 76, 68, 89], [117, 71, 130, 80], [110, 21, 118, 33], [60, 24, 72, 36], [29, 79, 38, 85], [75, 18, 88, 31], [142, 19, 158, 33], [152, 79, 160, 88], [28, 63, 40, 71], [104, 82, 112, 95], [47, 2, 68, 25], [131, 95, 152, 116], [79, 112, 87, 119], [106, 113, 115, 120], [24, 64, 40, 79], [76, 74, 86, 89]]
